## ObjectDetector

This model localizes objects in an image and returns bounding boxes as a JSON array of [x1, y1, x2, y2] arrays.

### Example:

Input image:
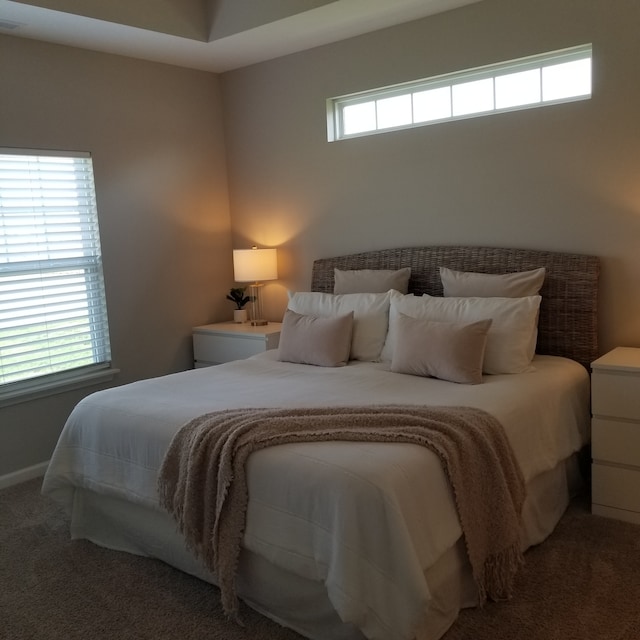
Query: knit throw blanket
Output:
[[157, 405, 526, 621]]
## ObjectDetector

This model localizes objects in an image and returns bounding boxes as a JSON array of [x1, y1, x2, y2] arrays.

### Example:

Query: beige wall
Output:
[[221, 0, 640, 353], [0, 35, 232, 477]]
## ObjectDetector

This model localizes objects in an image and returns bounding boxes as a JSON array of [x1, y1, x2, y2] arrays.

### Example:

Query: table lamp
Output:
[[232, 246, 278, 326]]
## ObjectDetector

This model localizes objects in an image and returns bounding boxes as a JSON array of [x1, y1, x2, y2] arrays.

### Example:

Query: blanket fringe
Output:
[[477, 543, 525, 605]]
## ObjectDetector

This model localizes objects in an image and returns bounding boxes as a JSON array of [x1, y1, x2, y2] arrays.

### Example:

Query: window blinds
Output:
[[0, 149, 112, 389]]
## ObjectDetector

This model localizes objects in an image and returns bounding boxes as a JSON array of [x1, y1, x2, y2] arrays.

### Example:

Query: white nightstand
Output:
[[192, 322, 282, 367], [591, 346, 640, 524]]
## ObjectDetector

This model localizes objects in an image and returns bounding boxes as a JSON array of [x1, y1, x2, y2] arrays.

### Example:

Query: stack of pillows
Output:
[[278, 265, 545, 385]]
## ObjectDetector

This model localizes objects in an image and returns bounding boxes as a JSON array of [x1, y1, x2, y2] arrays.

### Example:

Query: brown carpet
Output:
[[1, 479, 639, 640]]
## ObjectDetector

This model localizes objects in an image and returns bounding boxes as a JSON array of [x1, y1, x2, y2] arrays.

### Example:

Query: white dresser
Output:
[[591, 346, 640, 524], [192, 322, 282, 367]]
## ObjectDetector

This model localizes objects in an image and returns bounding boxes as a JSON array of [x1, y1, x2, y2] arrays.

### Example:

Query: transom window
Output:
[[327, 44, 592, 141], [0, 149, 113, 403]]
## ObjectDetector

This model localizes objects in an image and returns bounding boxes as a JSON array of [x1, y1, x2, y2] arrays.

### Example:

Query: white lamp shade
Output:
[[233, 247, 278, 282]]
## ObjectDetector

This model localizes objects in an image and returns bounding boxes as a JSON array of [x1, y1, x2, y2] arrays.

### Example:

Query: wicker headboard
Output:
[[311, 246, 600, 369]]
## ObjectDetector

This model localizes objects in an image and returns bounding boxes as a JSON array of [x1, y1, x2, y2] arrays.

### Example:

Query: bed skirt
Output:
[[59, 454, 582, 640]]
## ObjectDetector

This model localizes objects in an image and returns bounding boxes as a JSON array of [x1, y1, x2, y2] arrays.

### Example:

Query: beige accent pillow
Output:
[[277, 309, 353, 367], [391, 314, 492, 384], [381, 294, 541, 374], [334, 268, 411, 294], [287, 290, 397, 361], [439, 267, 546, 297]]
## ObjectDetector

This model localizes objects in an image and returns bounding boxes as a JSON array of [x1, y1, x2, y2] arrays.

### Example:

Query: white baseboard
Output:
[[0, 461, 49, 490]]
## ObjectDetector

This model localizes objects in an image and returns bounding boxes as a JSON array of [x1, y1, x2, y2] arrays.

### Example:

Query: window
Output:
[[0, 149, 114, 404], [327, 44, 592, 141]]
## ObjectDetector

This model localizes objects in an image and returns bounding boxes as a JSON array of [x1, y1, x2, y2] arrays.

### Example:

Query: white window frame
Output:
[[0, 148, 117, 407], [327, 44, 592, 141]]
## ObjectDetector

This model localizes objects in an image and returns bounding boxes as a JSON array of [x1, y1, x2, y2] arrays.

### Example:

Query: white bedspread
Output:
[[42, 352, 590, 640]]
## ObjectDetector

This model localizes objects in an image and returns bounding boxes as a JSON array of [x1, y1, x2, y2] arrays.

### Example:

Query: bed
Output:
[[42, 245, 599, 640]]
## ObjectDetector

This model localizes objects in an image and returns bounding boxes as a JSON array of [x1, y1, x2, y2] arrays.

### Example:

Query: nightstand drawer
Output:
[[194, 333, 270, 364], [192, 322, 282, 367], [592, 418, 640, 466], [591, 371, 640, 420], [592, 463, 640, 514]]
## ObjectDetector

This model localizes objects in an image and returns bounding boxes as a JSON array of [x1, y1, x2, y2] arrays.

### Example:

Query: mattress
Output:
[[42, 351, 590, 640]]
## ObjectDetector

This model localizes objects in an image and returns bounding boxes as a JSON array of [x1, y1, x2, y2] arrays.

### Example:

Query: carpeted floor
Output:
[[443, 495, 640, 640], [2, 478, 639, 640]]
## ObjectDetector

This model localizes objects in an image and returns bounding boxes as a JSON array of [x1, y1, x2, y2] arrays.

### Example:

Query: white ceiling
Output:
[[0, 0, 481, 73]]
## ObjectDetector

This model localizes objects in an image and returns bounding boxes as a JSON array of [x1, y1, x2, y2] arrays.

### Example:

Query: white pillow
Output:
[[334, 267, 411, 294], [381, 294, 541, 374], [439, 266, 546, 297], [287, 290, 396, 361]]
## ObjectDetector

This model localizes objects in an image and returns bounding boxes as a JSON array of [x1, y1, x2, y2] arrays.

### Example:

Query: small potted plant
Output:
[[227, 287, 252, 323]]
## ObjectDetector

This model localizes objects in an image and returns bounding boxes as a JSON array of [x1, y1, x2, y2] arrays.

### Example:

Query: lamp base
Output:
[[251, 319, 268, 326]]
